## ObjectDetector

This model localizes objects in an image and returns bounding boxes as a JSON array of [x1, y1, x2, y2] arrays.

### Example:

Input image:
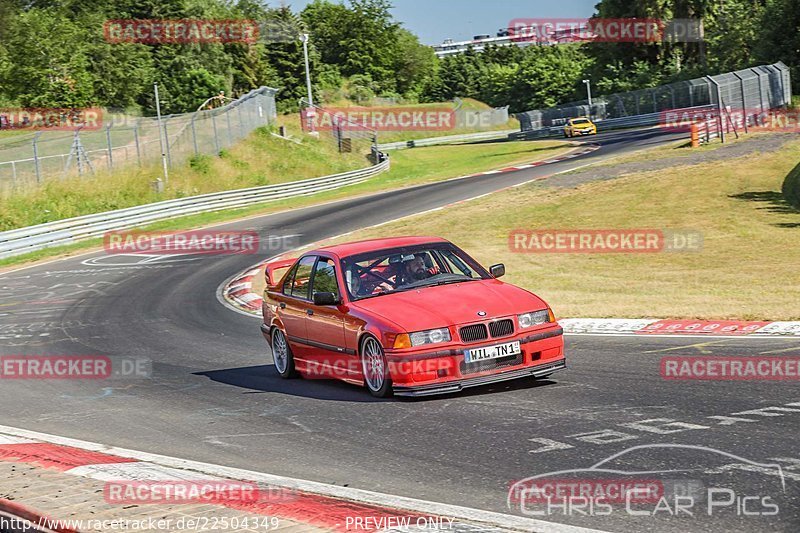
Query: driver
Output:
[[399, 254, 440, 285]]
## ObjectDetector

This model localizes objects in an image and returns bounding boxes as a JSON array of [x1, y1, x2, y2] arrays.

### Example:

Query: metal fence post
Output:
[[211, 112, 220, 154], [237, 105, 245, 139], [32, 132, 42, 184], [706, 76, 725, 143], [732, 72, 748, 133], [190, 114, 199, 155], [133, 121, 141, 166], [163, 117, 172, 167], [751, 68, 766, 112], [105, 124, 114, 169]]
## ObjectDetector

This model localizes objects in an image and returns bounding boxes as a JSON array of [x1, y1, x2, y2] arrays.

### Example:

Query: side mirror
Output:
[[489, 264, 505, 279], [313, 291, 339, 306]]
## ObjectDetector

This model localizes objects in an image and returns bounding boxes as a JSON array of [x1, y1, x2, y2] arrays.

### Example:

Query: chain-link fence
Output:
[[0, 86, 277, 192], [298, 99, 381, 163], [516, 62, 792, 133]]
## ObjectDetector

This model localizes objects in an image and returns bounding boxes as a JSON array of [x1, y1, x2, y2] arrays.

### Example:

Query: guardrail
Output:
[[509, 106, 716, 140], [0, 158, 390, 260], [377, 129, 517, 151]]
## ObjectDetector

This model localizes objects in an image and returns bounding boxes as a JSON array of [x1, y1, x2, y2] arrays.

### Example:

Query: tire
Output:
[[271, 328, 297, 378], [360, 335, 392, 398], [563, 131, 569, 138]]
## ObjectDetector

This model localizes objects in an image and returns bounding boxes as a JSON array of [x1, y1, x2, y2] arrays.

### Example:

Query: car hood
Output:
[[350, 279, 547, 332]]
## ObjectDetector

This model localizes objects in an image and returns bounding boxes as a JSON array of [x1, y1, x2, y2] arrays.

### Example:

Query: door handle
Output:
[[306, 309, 314, 316], [280, 303, 286, 309]]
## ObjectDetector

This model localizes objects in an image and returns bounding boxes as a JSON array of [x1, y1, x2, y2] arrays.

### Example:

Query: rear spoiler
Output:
[[265, 257, 297, 290]]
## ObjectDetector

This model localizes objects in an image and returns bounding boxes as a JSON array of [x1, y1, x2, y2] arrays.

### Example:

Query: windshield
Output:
[[341, 243, 488, 300], [572, 118, 591, 124]]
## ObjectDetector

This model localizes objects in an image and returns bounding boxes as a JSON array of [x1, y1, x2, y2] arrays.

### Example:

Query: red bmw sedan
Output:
[[260, 237, 565, 397]]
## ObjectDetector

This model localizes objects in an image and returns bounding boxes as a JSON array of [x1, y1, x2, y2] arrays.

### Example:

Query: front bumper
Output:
[[392, 359, 566, 397], [387, 325, 565, 397]]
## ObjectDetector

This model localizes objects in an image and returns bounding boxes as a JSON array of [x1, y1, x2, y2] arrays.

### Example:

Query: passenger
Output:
[[348, 266, 364, 296]]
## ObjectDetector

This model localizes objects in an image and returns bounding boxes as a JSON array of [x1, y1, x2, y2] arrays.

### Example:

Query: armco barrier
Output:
[[377, 129, 517, 151], [0, 158, 390, 260]]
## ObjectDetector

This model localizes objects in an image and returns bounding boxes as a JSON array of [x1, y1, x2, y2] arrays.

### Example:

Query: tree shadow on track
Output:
[[195, 365, 559, 403]]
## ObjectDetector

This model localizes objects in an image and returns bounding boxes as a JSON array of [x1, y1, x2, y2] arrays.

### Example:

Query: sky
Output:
[[281, 0, 599, 45]]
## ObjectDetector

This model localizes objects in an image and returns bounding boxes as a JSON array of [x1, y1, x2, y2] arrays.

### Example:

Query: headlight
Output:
[[518, 309, 552, 328], [409, 328, 451, 346]]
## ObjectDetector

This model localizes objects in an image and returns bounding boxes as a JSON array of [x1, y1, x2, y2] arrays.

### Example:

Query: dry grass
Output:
[[319, 139, 800, 320]]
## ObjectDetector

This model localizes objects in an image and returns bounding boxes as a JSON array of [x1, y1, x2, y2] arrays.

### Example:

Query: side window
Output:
[[289, 256, 317, 300], [281, 264, 299, 295], [312, 258, 340, 300]]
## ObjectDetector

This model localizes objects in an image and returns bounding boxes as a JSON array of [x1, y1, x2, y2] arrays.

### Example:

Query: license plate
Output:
[[464, 341, 521, 363]]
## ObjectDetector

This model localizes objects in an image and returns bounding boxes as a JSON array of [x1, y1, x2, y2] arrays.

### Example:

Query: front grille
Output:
[[459, 324, 488, 343], [488, 319, 514, 338], [460, 351, 524, 375]]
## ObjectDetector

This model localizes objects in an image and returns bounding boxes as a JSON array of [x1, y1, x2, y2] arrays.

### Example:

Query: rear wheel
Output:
[[360, 335, 392, 398], [271, 328, 297, 378]]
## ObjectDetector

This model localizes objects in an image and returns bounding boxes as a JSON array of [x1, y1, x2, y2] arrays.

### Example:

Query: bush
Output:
[[782, 161, 800, 210], [188, 154, 212, 174]]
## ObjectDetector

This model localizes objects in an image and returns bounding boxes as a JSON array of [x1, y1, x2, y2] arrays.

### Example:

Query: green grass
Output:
[[318, 138, 800, 320], [0, 127, 367, 230], [0, 138, 571, 269]]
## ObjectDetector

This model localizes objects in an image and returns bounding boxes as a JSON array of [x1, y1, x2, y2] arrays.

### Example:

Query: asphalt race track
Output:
[[1, 128, 798, 533]]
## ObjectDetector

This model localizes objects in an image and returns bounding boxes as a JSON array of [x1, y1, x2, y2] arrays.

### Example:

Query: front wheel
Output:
[[271, 328, 297, 378], [361, 335, 392, 398]]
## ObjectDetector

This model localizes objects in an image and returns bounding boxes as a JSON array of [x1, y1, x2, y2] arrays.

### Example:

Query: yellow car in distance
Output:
[[563, 117, 597, 137]]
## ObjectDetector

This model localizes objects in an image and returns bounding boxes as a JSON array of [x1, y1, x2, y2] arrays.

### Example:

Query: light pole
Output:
[[300, 33, 314, 107], [582, 78, 592, 108], [154, 83, 169, 186], [300, 33, 316, 134]]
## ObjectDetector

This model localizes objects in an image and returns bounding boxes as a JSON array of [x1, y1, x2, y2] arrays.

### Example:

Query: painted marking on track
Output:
[[525, 400, 800, 454], [81, 254, 200, 267], [642, 340, 733, 354], [759, 346, 800, 355]]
